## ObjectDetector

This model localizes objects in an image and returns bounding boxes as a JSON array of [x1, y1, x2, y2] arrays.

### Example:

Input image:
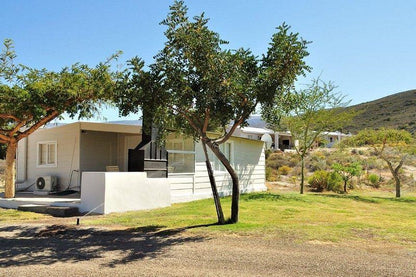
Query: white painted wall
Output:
[[169, 137, 266, 203], [80, 172, 171, 214], [17, 123, 81, 191]]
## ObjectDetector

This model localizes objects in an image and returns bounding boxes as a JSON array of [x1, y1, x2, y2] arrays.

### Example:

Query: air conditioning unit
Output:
[[34, 176, 58, 194]]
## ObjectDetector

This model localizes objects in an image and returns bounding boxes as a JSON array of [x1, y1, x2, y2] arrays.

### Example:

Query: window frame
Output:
[[166, 135, 196, 175], [36, 141, 57, 168]]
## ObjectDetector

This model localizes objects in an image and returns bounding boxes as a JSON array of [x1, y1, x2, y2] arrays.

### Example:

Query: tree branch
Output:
[[0, 134, 10, 143], [17, 111, 60, 141], [215, 116, 244, 144], [202, 108, 210, 134], [0, 114, 20, 121]]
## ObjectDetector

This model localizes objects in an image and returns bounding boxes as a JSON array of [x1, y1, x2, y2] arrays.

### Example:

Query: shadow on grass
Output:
[[243, 192, 416, 204], [242, 192, 309, 202], [314, 194, 416, 203], [0, 223, 213, 268]]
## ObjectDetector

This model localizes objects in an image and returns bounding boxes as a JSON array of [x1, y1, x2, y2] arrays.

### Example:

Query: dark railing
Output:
[[128, 140, 168, 178]]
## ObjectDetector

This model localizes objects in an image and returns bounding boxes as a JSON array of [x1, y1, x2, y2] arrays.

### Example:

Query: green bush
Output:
[[308, 170, 329, 192], [367, 173, 380, 188], [327, 172, 343, 192], [277, 165, 292, 176]]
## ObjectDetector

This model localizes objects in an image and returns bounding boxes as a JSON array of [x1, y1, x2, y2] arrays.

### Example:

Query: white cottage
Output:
[[13, 121, 266, 214]]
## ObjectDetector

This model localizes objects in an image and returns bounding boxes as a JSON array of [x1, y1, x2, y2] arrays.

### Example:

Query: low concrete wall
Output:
[[80, 172, 171, 214]]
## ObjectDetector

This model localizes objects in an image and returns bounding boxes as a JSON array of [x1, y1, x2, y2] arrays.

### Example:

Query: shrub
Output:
[[278, 165, 292, 176], [308, 170, 329, 192], [327, 172, 343, 192], [367, 173, 380, 188], [266, 167, 278, 182]]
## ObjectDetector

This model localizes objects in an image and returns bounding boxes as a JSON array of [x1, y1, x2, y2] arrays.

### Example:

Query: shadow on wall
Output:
[[0, 224, 208, 268]]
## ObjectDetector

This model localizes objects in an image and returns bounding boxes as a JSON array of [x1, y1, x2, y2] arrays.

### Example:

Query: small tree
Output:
[[0, 39, 119, 198], [263, 79, 354, 194], [332, 162, 362, 193], [344, 129, 414, 197], [116, 0, 311, 223]]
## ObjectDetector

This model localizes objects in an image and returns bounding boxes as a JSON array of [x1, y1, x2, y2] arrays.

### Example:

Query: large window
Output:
[[214, 142, 233, 171], [166, 134, 195, 174], [37, 141, 57, 167]]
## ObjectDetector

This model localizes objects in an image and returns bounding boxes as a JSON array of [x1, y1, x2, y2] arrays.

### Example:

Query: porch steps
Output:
[[18, 204, 79, 217]]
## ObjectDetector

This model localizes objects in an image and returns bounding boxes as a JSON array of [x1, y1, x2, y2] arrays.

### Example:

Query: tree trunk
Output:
[[343, 180, 348, 193], [202, 140, 225, 224], [300, 156, 305, 194], [394, 174, 401, 198], [206, 140, 239, 223], [4, 140, 17, 198], [384, 159, 402, 198]]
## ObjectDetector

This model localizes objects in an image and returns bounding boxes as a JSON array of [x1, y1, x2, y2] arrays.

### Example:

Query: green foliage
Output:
[[327, 172, 343, 192], [308, 170, 329, 192], [0, 39, 119, 145], [116, 0, 311, 143], [343, 128, 413, 148], [307, 170, 343, 192], [277, 165, 292, 176], [367, 174, 380, 188], [263, 78, 355, 194], [332, 162, 362, 182]]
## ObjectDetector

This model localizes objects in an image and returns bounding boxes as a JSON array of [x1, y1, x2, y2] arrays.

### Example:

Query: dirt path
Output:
[[0, 223, 415, 277]]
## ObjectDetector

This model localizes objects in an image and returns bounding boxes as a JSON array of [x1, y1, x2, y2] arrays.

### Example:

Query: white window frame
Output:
[[213, 141, 234, 172], [36, 141, 57, 168], [166, 136, 196, 175]]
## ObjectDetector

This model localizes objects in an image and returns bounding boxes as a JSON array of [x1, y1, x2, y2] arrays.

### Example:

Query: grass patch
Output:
[[0, 208, 49, 222], [82, 191, 416, 245]]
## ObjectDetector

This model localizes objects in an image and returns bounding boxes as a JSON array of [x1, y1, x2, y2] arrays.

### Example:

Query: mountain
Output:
[[343, 89, 416, 134]]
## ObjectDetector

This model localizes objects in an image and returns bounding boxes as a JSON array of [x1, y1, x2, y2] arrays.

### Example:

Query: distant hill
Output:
[[343, 89, 416, 134]]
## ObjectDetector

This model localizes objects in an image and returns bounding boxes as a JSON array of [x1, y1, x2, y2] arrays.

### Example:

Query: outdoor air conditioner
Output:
[[35, 176, 58, 193]]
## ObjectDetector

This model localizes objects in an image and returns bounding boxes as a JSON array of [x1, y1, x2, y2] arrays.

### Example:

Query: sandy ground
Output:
[[0, 222, 415, 277]]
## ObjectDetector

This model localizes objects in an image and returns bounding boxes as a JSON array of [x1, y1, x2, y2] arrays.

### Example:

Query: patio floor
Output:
[[0, 191, 81, 210]]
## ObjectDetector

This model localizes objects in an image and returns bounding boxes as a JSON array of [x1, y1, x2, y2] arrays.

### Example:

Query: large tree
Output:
[[116, 0, 310, 223], [344, 128, 414, 197], [0, 39, 119, 198], [263, 79, 354, 194]]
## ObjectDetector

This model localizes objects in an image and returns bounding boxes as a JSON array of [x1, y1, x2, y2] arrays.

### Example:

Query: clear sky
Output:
[[1, 0, 415, 122]]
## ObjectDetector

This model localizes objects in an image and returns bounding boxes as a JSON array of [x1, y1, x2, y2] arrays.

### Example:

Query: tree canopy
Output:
[[116, 0, 311, 223], [342, 128, 415, 197], [0, 38, 119, 198], [263, 78, 354, 194]]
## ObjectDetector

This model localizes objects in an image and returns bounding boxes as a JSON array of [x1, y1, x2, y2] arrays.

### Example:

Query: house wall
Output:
[[17, 123, 81, 191], [80, 131, 119, 172], [80, 172, 170, 214], [169, 137, 266, 203]]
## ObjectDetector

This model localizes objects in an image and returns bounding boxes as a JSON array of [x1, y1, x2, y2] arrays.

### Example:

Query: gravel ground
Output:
[[0, 223, 415, 277]]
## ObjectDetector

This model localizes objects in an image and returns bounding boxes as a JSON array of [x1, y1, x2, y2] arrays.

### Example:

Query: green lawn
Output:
[[80, 191, 416, 245], [1, 191, 414, 245]]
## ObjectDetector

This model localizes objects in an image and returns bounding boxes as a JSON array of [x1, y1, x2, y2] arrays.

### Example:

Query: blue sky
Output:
[[1, 0, 415, 122]]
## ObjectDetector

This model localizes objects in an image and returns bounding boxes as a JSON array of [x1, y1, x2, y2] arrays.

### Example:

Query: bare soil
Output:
[[0, 221, 415, 277]]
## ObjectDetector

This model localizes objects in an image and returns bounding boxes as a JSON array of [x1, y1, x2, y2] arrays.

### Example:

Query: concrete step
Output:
[[18, 204, 79, 217]]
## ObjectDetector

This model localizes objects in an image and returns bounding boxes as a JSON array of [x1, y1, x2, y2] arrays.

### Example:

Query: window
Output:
[[166, 134, 195, 174], [37, 141, 57, 167], [213, 142, 234, 171]]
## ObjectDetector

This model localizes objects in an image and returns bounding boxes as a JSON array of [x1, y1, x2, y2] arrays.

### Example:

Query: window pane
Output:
[[168, 153, 195, 173], [39, 144, 47, 165], [48, 144, 55, 164], [166, 134, 194, 151]]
